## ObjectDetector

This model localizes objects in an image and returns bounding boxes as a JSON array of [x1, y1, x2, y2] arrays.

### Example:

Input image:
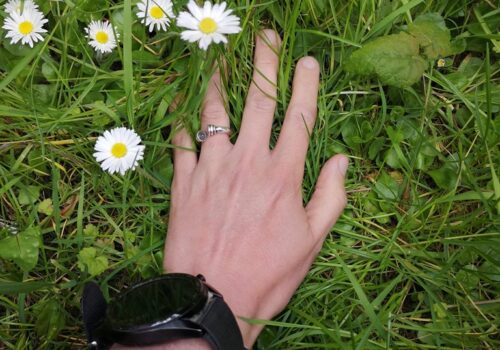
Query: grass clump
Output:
[[1, 0, 499, 349]]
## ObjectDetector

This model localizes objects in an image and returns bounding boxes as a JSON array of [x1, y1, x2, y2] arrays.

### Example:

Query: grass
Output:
[[0, 0, 499, 349]]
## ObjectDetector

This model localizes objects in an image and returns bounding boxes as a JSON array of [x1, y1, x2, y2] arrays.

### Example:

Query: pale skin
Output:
[[115, 29, 348, 350]]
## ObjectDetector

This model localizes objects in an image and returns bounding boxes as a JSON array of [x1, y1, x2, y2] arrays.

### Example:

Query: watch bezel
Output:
[[96, 273, 210, 347], [105, 273, 208, 332]]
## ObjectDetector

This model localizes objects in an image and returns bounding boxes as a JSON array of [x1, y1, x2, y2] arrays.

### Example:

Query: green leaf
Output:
[[479, 261, 500, 283], [18, 185, 40, 205], [35, 299, 65, 340], [0, 44, 42, 93], [345, 13, 455, 87], [428, 163, 458, 191], [83, 224, 99, 238], [41, 62, 57, 81], [345, 32, 427, 88], [77, 247, 109, 276], [432, 302, 448, 319], [132, 51, 160, 65], [374, 171, 402, 201], [0, 228, 40, 271], [37, 198, 53, 216], [385, 147, 403, 169], [407, 13, 453, 59], [456, 265, 480, 290]]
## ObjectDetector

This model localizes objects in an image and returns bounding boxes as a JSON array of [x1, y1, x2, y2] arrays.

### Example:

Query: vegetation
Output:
[[0, 0, 499, 348]]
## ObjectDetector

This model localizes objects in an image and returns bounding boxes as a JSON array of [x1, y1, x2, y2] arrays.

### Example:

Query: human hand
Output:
[[164, 29, 348, 348]]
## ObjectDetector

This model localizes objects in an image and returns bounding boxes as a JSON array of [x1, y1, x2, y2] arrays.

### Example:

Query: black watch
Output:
[[81, 273, 246, 350]]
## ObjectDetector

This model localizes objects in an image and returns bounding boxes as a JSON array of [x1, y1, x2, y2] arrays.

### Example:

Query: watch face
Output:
[[107, 274, 207, 330]]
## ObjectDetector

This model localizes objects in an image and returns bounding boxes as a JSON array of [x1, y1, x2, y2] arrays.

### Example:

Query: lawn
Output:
[[1, 0, 499, 349]]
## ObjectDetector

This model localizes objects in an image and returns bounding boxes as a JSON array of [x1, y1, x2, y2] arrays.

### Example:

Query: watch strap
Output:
[[198, 294, 247, 350], [81, 282, 110, 349]]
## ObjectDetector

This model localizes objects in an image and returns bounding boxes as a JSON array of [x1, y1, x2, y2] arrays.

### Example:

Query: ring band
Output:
[[196, 124, 232, 142]]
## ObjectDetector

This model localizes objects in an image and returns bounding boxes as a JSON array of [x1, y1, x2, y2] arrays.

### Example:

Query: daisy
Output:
[[85, 20, 119, 54], [177, 0, 241, 50], [137, 0, 174, 32], [3, 0, 39, 14], [93, 127, 145, 176], [2, 7, 48, 47]]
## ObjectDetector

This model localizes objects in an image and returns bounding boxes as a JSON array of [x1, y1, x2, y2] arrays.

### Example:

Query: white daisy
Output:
[[177, 0, 241, 50], [85, 20, 119, 54], [2, 7, 48, 47], [4, 0, 39, 14], [137, 0, 174, 32], [93, 127, 145, 176]]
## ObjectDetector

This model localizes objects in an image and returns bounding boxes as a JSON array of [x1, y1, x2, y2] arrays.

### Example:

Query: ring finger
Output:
[[199, 64, 232, 160]]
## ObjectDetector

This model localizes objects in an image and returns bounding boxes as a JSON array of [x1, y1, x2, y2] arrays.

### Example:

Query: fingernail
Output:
[[302, 56, 319, 70], [337, 155, 349, 176]]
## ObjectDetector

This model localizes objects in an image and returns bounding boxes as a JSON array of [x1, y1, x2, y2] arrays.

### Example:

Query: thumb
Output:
[[306, 154, 348, 241]]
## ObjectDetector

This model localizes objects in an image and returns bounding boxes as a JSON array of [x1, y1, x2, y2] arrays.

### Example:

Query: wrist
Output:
[[112, 338, 211, 350]]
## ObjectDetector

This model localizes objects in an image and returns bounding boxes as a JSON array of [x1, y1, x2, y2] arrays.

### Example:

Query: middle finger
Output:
[[236, 29, 281, 151]]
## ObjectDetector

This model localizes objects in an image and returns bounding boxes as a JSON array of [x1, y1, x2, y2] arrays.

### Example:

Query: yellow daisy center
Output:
[[19, 21, 34, 35], [198, 18, 217, 34], [95, 31, 109, 44], [111, 143, 128, 158], [149, 6, 164, 19]]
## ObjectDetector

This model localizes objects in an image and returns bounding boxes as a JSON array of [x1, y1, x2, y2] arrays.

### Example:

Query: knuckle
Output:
[[287, 104, 316, 124], [202, 104, 227, 122], [248, 94, 276, 113], [173, 132, 191, 147], [255, 58, 278, 69]]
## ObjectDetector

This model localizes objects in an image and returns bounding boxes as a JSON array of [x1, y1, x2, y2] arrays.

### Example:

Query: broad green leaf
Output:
[[18, 185, 40, 205], [368, 138, 385, 160], [35, 299, 65, 340], [374, 171, 402, 201], [384, 147, 403, 169], [132, 51, 160, 65], [77, 247, 109, 276], [428, 163, 458, 191], [345, 32, 427, 88], [0, 228, 40, 271], [41, 62, 57, 81], [345, 13, 455, 87], [408, 13, 453, 59]]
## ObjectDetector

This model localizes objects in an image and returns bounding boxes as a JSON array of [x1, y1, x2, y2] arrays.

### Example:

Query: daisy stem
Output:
[[123, 0, 135, 127]]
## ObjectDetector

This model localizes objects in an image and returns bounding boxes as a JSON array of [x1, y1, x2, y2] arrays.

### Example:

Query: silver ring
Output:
[[196, 124, 232, 142]]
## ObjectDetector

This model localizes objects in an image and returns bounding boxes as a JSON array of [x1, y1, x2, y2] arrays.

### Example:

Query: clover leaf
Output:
[[77, 247, 109, 276]]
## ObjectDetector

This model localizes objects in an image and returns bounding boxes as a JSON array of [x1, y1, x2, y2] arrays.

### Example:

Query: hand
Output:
[[164, 29, 348, 348]]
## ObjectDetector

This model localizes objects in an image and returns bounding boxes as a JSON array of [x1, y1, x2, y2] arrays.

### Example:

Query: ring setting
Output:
[[196, 124, 232, 142]]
